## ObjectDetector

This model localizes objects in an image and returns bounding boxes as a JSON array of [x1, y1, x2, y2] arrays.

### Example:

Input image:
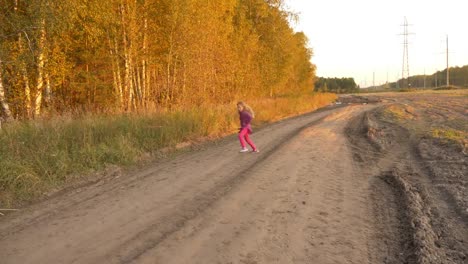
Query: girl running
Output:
[[237, 101, 259, 153]]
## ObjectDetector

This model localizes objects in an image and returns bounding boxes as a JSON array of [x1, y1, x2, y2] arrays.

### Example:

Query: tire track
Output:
[[113, 114, 330, 263], [133, 105, 379, 264]]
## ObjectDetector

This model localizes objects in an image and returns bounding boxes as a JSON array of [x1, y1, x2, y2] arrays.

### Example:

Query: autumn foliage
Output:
[[0, 0, 316, 119], [0, 1, 339, 207]]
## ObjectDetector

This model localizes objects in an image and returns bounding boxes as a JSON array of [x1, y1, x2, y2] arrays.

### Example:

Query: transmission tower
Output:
[[400, 17, 412, 88]]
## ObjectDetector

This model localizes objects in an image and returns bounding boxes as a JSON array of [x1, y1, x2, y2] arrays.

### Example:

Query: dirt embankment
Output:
[[346, 92, 467, 264]]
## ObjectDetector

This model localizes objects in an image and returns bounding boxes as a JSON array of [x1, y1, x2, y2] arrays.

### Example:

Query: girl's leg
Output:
[[238, 128, 247, 148], [243, 133, 257, 151]]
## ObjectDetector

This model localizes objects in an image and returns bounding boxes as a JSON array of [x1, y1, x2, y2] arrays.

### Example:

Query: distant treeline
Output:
[[314, 77, 358, 93], [390, 65, 468, 89], [0, 0, 316, 120]]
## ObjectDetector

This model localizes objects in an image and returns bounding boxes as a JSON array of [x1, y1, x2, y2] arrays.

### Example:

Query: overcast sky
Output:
[[285, 0, 468, 87]]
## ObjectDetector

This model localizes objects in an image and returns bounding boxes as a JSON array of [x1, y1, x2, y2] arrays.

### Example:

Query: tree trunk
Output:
[[141, 14, 148, 107], [20, 38, 32, 117], [44, 71, 51, 107], [132, 67, 141, 107], [109, 36, 124, 109], [34, 19, 46, 117], [0, 59, 13, 121], [171, 55, 178, 103], [121, 1, 134, 110], [166, 11, 178, 105], [166, 35, 173, 105], [182, 61, 187, 103], [16, 1, 32, 118]]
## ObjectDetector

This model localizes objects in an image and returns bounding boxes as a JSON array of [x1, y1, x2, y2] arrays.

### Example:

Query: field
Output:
[[0, 90, 466, 264], [346, 90, 467, 263]]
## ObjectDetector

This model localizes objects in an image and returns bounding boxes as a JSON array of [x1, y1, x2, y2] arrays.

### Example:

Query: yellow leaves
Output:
[[0, 0, 316, 119]]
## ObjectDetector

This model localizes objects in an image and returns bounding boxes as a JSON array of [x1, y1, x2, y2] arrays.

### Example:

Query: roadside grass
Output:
[[431, 127, 468, 151], [0, 93, 336, 208]]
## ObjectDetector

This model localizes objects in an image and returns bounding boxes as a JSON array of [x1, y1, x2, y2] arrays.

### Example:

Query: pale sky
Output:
[[286, 0, 468, 87]]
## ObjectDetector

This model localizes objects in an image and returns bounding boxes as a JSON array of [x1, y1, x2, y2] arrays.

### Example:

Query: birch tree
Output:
[[15, 0, 33, 117], [34, 18, 46, 117], [0, 59, 13, 121], [0, 0, 317, 117]]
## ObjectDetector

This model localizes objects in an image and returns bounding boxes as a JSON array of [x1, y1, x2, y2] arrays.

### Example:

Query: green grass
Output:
[[0, 93, 337, 207], [431, 127, 467, 143]]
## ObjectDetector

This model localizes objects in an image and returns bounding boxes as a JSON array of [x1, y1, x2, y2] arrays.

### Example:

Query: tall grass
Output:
[[0, 93, 336, 207]]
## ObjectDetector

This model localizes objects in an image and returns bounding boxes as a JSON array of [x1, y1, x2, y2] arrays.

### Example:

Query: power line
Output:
[[400, 17, 414, 88], [433, 35, 455, 88]]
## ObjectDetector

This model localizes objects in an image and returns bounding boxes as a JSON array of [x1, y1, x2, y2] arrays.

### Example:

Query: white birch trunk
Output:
[[124, 41, 134, 110], [116, 59, 124, 109], [34, 19, 46, 117], [141, 16, 148, 107], [0, 59, 13, 121], [121, 1, 134, 110], [171, 55, 178, 102]]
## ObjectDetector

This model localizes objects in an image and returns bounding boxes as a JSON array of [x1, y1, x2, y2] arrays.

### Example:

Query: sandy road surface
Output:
[[0, 104, 385, 264]]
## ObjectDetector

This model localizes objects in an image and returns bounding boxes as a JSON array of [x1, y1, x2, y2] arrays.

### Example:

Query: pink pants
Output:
[[238, 128, 257, 150]]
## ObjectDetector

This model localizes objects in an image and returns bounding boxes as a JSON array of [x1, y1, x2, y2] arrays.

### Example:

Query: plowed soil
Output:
[[0, 91, 466, 264]]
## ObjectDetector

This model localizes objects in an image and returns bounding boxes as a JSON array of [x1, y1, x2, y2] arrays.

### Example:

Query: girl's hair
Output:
[[237, 101, 255, 118]]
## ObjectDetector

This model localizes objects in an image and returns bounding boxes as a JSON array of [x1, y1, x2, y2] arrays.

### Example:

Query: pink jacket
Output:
[[239, 110, 253, 134]]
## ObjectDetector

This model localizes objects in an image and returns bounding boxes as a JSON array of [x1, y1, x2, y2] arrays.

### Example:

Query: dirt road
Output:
[[0, 96, 465, 264]]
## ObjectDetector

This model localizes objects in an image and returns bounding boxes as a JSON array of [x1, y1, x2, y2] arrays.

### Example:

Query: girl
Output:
[[237, 101, 259, 153]]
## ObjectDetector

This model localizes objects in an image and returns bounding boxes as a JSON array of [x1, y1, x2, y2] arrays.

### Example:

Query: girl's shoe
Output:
[[239, 148, 249, 153], [252, 149, 260, 153]]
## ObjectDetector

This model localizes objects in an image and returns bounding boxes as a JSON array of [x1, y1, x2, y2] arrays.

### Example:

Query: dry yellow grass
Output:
[[382, 104, 416, 121]]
